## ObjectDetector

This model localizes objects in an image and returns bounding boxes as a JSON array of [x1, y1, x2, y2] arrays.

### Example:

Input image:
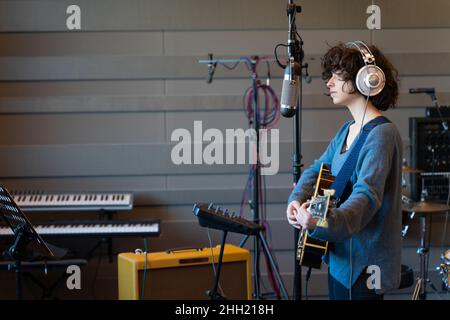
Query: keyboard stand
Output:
[[0, 185, 57, 299], [87, 210, 115, 263], [0, 259, 88, 299]]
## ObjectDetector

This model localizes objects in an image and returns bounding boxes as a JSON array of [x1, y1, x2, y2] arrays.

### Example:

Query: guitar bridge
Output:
[[297, 163, 334, 269], [317, 219, 328, 228]]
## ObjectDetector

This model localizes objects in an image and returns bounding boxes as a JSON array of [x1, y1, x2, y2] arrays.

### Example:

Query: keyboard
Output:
[[0, 220, 159, 237], [193, 203, 263, 235], [10, 192, 133, 212]]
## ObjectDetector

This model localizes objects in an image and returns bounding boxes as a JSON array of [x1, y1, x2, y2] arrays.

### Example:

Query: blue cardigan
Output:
[[288, 120, 403, 294]]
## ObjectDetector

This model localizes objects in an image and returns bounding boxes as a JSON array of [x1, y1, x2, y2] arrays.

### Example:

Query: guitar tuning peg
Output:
[[215, 206, 220, 213], [208, 203, 214, 210], [224, 209, 229, 215]]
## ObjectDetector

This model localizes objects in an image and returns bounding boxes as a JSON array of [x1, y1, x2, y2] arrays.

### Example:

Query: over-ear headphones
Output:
[[346, 41, 385, 96]]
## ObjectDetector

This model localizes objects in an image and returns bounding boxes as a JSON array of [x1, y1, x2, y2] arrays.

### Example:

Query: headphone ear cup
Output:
[[355, 65, 386, 96]]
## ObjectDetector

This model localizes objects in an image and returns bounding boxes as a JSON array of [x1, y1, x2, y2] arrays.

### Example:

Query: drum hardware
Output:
[[400, 159, 422, 238], [437, 249, 450, 291], [401, 195, 416, 238], [401, 158, 423, 189], [404, 198, 450, 300]]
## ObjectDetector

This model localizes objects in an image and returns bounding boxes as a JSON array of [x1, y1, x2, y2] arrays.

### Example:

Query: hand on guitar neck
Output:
[[286, 199, 319, 230]]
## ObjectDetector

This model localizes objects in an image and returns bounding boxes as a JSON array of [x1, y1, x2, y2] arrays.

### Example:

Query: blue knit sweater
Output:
[[288, 119, 403, 294]]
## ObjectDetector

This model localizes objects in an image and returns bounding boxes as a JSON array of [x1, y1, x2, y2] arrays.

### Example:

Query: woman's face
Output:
[[326, 72, 358, 106]]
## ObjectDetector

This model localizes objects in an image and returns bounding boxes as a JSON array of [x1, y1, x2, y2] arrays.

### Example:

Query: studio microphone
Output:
[[303, 62, 312, 84], [280, 61, 301, 118], [409, 88, 435, 94], [206, 53, 217, 84]]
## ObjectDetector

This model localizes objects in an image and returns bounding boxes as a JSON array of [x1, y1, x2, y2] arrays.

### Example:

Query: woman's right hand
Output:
[[286, 200, 302, 229]]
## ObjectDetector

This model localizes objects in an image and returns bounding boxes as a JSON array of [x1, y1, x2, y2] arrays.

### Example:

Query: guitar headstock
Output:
[[192, 203, 262, 235]]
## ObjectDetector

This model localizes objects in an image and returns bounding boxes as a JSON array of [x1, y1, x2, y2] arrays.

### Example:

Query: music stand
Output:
[[0, 185, 55, 300]]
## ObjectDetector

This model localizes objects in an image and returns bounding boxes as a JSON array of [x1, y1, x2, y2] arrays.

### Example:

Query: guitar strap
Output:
[[330, 116, 391, 204]]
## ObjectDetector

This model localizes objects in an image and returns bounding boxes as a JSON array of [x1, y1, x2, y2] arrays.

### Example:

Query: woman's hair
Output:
[[321, 42, 399, 111]]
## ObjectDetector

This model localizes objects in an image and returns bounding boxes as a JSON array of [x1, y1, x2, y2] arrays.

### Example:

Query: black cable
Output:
[[91, 241, 103, 300], [265, 60, 271, 84], [206, 227, 225, 297], [305, 267, 312, 300], [219, 61, 240, 70], [274, 43, 288, 69], [234, 56, 283, 299], [423, 146, 436, 291]]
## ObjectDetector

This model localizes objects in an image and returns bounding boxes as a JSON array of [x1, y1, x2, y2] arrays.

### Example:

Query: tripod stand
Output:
[[239, 201, 289, 300], [275, 0, 306, 300], [412, 210, 446, 300], [199, 55, 286, 299]]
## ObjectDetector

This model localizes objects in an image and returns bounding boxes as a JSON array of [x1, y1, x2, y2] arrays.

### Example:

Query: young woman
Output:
[[286, 41, 403, 300]]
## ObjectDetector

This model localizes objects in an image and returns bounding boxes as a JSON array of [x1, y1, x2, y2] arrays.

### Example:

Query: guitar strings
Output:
[[206, 227, 225, 297]]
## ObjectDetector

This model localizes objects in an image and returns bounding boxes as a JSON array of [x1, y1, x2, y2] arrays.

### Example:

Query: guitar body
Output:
[[297, 163, 335, 269]]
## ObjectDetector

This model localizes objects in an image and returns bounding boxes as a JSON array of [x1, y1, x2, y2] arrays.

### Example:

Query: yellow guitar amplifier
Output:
[[118, 244, 252, 300]]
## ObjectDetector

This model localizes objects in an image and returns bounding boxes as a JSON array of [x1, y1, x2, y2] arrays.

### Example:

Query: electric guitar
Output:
[[296, 163, 336, 269]]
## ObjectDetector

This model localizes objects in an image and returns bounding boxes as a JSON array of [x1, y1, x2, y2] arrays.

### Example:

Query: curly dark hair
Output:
[[321, 42, 399, 111]]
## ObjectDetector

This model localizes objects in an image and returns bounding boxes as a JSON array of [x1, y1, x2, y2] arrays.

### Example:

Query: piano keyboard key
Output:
[[0, 220, 159, 237]]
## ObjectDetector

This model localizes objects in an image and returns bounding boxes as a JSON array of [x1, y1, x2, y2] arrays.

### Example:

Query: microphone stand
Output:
[[286, 0, 305, 301], [429, 91, 450, 140]]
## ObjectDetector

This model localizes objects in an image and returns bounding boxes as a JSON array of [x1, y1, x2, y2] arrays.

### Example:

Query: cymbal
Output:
[[402, 165, 423, 173], [402, 201, 450, 213]]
